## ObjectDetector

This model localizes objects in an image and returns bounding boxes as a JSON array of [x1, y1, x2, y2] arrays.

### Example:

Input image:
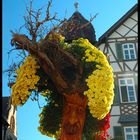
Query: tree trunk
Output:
[[60, 93, 87, 140], [10, 33, 88, 140]]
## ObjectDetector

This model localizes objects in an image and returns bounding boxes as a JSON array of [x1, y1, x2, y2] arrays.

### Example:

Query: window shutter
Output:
[[115, 43, 123, 60], [114, 126, 123, 140], [121, 86, 128, 102], [113, 79, 120, 105]]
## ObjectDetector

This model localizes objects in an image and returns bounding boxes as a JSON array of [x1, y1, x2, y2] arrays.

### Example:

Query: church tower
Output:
[[59, 2, 96, 45]]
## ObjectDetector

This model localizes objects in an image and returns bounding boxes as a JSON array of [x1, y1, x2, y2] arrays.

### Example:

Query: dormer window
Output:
[[122, 43, 136, 60]]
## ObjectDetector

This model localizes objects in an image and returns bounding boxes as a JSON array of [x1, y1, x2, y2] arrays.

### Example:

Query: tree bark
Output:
[[60, 93, 87, 140]]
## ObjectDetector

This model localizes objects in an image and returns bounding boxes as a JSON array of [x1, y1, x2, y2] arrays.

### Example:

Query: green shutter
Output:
[[113, 79, 120, 105], [114, 126, 123, 140], [115, 43, 124, 60], [121, 86, 128, 102]]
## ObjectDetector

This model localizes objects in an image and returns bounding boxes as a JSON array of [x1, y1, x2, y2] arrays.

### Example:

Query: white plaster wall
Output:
[[15, 111, 17, 136], [108, 43, 117, 62], [125, 61, 137, 70], [125, 30, 137, 37], [135, 73, 138, 76], [111, 106, 120, 116], [109, 32, 121, 38], [98, 43, 105, 52], [7, 105, 13, 124], [7, 105, 17, 136], [135, 65, 138, 71], [131, 12, 138, 21], [124, 18, 137, 29], [110, 62, 122, 72], [132, 25, 138, 32], [116, 25, 129, 36]]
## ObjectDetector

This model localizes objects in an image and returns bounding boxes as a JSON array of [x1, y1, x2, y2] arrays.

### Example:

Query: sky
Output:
[[2, 0, 137, 140]]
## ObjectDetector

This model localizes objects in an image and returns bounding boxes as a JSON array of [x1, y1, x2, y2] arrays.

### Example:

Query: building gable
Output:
[[97, 4, 137, 45], [97, 4, 138, 73]]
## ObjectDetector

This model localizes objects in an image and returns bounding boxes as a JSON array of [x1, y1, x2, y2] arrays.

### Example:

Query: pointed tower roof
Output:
[[59, 11, 96, 45]]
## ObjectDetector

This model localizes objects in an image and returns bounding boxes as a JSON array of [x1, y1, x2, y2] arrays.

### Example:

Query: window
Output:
[[124, 127, 138, 140], [119, 78, 137, 103], [122, 43, 136, 60]]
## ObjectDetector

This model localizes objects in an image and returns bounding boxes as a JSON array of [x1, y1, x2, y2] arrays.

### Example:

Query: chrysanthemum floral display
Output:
[[10, 36, 114, 139], [11, 55, 40, 106], [83, 41, 114, 120], [38, 88, 63, 139], [63, 38, 114, 139], [65, 38, 114, 120]]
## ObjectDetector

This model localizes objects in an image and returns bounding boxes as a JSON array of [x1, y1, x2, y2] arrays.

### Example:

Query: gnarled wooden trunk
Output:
[[60, 93, 87, 140], [10, 33, 88, 140]]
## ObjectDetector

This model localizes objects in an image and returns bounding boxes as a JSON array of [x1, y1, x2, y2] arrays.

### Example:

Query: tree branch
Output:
[[10, 33, 70, 92]]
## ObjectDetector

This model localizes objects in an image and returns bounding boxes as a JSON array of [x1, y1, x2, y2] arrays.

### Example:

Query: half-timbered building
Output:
[[96, 4, 138, 140]]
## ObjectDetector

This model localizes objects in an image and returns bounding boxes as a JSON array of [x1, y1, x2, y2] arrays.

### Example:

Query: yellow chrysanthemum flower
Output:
[[74, 38, 114, 120], [11, 55, 40, 106]]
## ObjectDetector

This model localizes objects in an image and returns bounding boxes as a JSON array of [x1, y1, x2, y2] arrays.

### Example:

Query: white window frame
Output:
[[122, 43, 136, 60], [124, 126, 138, 140], [119, 78, 137, 103]]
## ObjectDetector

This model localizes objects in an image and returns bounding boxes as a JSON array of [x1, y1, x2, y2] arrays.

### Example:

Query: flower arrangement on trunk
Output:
[[11, 35, 114, 140]]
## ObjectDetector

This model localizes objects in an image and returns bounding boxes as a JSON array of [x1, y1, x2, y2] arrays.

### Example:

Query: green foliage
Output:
[[63, 40, 98, 79], [65, 43, 86, 60], [11, 37, 112, 138], [38, 38, 111, 138], [38, 89, 63, 136], [83, 108, 100, 139]]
